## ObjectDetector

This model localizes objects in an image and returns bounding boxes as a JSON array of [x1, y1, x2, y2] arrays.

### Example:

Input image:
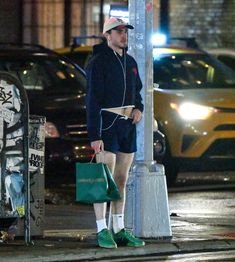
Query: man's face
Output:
[[108, 27, 128, 49]]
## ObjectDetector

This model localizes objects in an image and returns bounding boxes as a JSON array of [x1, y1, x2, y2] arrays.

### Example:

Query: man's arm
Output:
[[85, 57, 105, 142], [134, 61, 144, 114]]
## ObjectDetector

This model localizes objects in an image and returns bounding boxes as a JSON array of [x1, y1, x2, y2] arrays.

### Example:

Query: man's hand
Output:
[[132, 109, 142, 124], [91, 140, 104, 153]]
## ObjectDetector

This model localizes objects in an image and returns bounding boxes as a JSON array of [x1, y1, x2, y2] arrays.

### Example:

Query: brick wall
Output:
[[0, 0, 22, 43], [169, 0, 235, 48]]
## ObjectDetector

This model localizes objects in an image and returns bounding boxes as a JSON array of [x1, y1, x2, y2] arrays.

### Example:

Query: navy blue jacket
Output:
[[85, 43, 144, 142]]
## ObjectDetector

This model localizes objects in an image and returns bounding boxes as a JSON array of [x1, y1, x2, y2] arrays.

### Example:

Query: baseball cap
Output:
[[103, 17, 134, 34]]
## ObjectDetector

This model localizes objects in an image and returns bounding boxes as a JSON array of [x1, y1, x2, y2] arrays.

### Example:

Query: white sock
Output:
[[112, 214, 124, 234], [96, 219, 107, 233]]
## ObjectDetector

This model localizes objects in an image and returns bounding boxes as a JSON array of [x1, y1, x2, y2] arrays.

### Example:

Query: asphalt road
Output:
[[85, 250, 235, 261], [42, 187, 235, 261]]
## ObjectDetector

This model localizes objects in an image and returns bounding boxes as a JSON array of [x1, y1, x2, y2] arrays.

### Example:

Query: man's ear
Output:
[[104, 32, 111, 41]]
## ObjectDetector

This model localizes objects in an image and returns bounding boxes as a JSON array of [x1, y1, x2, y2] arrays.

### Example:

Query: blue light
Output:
[[152, 33, 167, 46]]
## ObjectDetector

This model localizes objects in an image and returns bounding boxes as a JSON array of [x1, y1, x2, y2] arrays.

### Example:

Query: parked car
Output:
[[0, 43, 165, 187], [54, 45, 93, 69], [0, 43, 93, 187], [54, 36, 101, 69], [206, 48, 235, 72], [56, 40, 235, 185], [153, 46, 235, 185], [55, 36, 200, 69]]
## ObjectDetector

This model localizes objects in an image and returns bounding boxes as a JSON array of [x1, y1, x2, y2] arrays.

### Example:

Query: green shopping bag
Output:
[[76, 162, 121, 204]]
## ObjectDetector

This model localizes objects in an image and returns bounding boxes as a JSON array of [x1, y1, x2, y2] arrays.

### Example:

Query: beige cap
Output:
[[103, 17, 134, 34]]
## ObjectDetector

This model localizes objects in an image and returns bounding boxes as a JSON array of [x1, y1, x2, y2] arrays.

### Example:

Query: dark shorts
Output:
[[101, 115, 137, 154]]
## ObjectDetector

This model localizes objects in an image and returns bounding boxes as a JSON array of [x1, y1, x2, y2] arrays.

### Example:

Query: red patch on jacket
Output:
[[132, 67, 138, 75]]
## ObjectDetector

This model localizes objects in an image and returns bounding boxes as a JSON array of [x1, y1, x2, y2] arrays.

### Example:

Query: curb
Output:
[[1, 238, 235, 262]]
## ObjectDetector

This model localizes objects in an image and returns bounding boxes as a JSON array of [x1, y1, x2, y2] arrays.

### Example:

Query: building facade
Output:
[[0, 0, 234, 49]]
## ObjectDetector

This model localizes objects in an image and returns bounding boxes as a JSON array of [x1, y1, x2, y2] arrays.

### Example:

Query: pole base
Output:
[[125, 163, 172, 238]]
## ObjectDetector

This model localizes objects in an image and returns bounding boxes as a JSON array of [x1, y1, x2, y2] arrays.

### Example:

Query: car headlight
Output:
[[171, 102, 216, 120]]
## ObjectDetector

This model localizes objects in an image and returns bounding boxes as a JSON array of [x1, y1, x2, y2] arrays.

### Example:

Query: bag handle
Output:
[[90, 154, 96, 163]]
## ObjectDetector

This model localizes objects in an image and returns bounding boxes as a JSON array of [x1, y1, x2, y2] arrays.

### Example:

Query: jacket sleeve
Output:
[[134, 62, 144, 112], [85, 57, 105, 142]]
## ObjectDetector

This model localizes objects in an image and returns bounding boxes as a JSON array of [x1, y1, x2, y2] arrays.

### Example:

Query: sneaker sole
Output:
[[114, 240, 145, 247], [126, 242, 145, 247], [98, 243, 117, 249]]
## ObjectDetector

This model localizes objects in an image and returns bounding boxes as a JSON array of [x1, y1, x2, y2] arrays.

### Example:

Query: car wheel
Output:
[[162, 141, 178, 187]]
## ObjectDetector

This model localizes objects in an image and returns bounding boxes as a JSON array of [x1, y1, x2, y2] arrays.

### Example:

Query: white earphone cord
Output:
[[101, 49, 127, 131]]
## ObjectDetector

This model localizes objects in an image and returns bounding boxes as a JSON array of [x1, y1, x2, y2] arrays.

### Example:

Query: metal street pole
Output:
[[125, 0, 172, 238]]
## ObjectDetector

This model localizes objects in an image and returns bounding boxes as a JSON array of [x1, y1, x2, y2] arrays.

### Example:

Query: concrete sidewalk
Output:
[[1, 201, 235, 262]]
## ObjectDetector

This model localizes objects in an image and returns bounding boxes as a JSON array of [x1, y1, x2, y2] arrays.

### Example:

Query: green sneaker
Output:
[[97, 229, 117, 249], [113, 229, 145, 247]]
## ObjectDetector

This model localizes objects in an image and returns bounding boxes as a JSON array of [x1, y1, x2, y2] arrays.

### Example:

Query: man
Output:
[[86, 17, 145, 249]]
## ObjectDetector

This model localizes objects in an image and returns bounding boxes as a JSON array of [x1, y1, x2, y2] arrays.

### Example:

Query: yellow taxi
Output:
[[54, 36, 103, 68], [153, 46, 235, 185], [55, 41, 235, 186], [54, 45, 93, 69]]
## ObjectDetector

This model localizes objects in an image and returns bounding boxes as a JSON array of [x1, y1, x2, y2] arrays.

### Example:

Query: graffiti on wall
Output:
[[0, 79, 25, 219], [0, 77, 45, 236], [28, 115, 45, 235]]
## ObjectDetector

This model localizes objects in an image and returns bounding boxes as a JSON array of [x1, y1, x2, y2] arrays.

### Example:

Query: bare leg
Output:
[[93, 151, 116, 220], [94, 151, 118, 248], [110, 152, 145, 246], [112, 152, 134, 214]]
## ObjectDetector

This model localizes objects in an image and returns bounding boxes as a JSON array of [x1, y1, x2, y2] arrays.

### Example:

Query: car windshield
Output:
[[153, 53, 235, 89], [65, 51, 91, 69], [0, 56, 86, 93], [217, 55, 235, 72]]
